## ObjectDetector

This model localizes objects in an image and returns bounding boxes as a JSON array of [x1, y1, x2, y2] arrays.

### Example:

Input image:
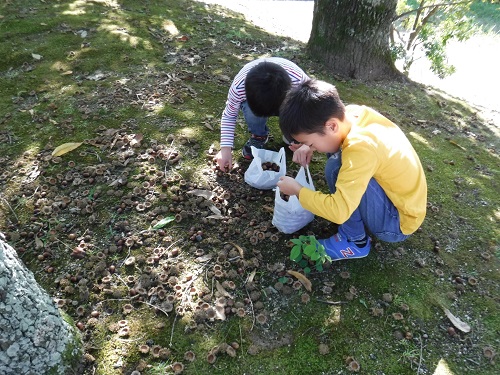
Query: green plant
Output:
[[289, 235, 331, 274]]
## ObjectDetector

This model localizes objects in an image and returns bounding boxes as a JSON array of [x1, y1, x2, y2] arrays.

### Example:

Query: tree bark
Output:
[[0, 234, 82, 375], [308, 0, 402, 80]]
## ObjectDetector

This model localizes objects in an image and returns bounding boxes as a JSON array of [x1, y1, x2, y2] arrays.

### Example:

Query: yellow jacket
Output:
[[299, 105, 427, 235]]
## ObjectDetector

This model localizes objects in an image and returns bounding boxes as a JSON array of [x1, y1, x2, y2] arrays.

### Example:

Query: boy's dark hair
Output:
[[245, 62, 292, 117], [279, 79, 345, 142]]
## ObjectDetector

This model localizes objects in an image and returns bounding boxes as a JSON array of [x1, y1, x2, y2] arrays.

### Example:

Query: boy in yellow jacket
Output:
[[277, 79, 427, 260]]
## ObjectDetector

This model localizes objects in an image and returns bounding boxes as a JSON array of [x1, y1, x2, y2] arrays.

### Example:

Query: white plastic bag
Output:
[[272, 166, 315, 234], [244, 146, 286, 190]]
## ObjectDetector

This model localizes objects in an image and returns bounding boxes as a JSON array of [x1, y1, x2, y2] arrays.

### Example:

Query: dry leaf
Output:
[[61, 70, 73, 76], [443, 308, 471, 333], [195, 254, 213, 263], [246, 269, 257, 284], [262, 205, 274, 213], [203, 121, 214, 130], [215, 305, 226, 321], [129, 133, 143, 147], [229, 241, 245, 259], [287, 270, 312, 292], [35, 235, 44, 249], [187, 189, 214, 200], [32, 53, 42, 60], [208, 203, 222, 216], [215, 280, 233, 298], [52, 142, 83, 156]]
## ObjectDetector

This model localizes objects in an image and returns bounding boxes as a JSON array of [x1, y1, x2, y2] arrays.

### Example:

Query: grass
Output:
[[0, 1, 499, 375]]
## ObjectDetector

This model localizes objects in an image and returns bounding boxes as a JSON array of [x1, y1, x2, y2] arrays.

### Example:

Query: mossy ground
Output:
[[0, 1, 498, 375]]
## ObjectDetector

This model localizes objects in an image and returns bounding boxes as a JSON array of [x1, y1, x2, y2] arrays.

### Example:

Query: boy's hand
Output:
[[215, 147, 232, 172], [292, 144, 313, 167], [277, 176, 303, 196]]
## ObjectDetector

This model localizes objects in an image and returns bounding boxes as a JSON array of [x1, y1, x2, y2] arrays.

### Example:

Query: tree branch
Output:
[[393, 0, 472, 22], [407, 0, 425, 50]]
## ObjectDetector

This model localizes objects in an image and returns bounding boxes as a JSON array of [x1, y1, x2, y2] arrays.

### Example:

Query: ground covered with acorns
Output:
[[0, 1, 498, 374]]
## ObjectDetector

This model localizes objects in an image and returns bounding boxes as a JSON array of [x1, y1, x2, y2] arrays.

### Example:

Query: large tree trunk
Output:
[[0, 234, 82, 375], [308, 0, 402, 80]]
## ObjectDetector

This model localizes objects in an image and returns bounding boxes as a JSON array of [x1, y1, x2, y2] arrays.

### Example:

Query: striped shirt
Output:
[[220, 57, 309, 148]]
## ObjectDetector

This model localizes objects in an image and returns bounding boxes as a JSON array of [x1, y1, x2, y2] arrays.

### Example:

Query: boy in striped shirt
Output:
[[215, 57, 309, 172]]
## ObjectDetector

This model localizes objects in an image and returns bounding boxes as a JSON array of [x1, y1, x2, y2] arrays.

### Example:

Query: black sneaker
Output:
[[242, 135, 269, 160]]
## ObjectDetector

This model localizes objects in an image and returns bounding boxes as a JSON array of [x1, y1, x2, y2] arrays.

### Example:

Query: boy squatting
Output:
[[215, 57, 309, 172], [277, 79, 427, 261]]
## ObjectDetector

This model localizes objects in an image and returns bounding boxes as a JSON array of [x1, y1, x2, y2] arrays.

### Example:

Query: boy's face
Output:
[[292, 119, 343, 154]]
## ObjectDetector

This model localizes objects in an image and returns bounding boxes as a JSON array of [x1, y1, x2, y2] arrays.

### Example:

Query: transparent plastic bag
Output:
[[244, 146, 286, 190]]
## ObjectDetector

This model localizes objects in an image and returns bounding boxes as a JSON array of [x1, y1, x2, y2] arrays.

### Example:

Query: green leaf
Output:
[[152, 216, 175, 229], [290, 238, 302, 245], [304, 266, 311, 275], [304, 244, 316, 256], [315, 262, 323, 272], [278, 276, 288, 284], [309, 251, 320, 261], [299, 259, 308, 268], [290, 246, 302, 261]]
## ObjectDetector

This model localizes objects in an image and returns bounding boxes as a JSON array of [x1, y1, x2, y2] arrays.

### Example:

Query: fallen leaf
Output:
[[35, 235, 44, 249], [32, 53, 42, 60], [262, 205, 274, 213], [216, 280, 233, 298], [449, 140, 467, 151], [52, 142, 83, 156], [61, 70, 73, 76], [246, 269, 257, 284], [208, 203, 222, 216], [152, 216, 175, 229], [228, 241, 245, 259], [215, 305, 226, 321], [287, 270, 312, 292], [443, 307, 471, 333], [187, 189, 214, 200], [206, 214, 224, 220], [129, 133, 143, 147], [195, 254, 213, 263]]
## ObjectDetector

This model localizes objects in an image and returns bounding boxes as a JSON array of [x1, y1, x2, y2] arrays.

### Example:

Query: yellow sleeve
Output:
[[298, 142, 378, 224]]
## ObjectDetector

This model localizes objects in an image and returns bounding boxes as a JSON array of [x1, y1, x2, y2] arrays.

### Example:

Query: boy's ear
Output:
[[325, 118, 339, 132]]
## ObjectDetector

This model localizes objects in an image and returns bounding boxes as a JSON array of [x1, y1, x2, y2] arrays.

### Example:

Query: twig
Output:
[[316, 299, 347, 305], [100, 298, 170, 317], [239, 323, 244, 358], [465, 358, 480, 365], [243, 283, 256, 331], [0, 196, 19, 222], [53, 238, 73, 251], [114, 274, 130, 290], [169, 314, 178, 347], [417, 335, 424, 374], [119, 246, 132, 268], [163, 139, 175, 177]]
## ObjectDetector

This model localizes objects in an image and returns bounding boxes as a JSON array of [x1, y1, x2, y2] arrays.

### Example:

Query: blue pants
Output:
[[241, 101, 269, 137], [325, 152, 409, 243]]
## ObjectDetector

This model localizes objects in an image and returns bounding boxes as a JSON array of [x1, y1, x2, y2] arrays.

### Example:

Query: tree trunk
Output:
[[308, 0, 402, 80], [0, 234, 82, 375]]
